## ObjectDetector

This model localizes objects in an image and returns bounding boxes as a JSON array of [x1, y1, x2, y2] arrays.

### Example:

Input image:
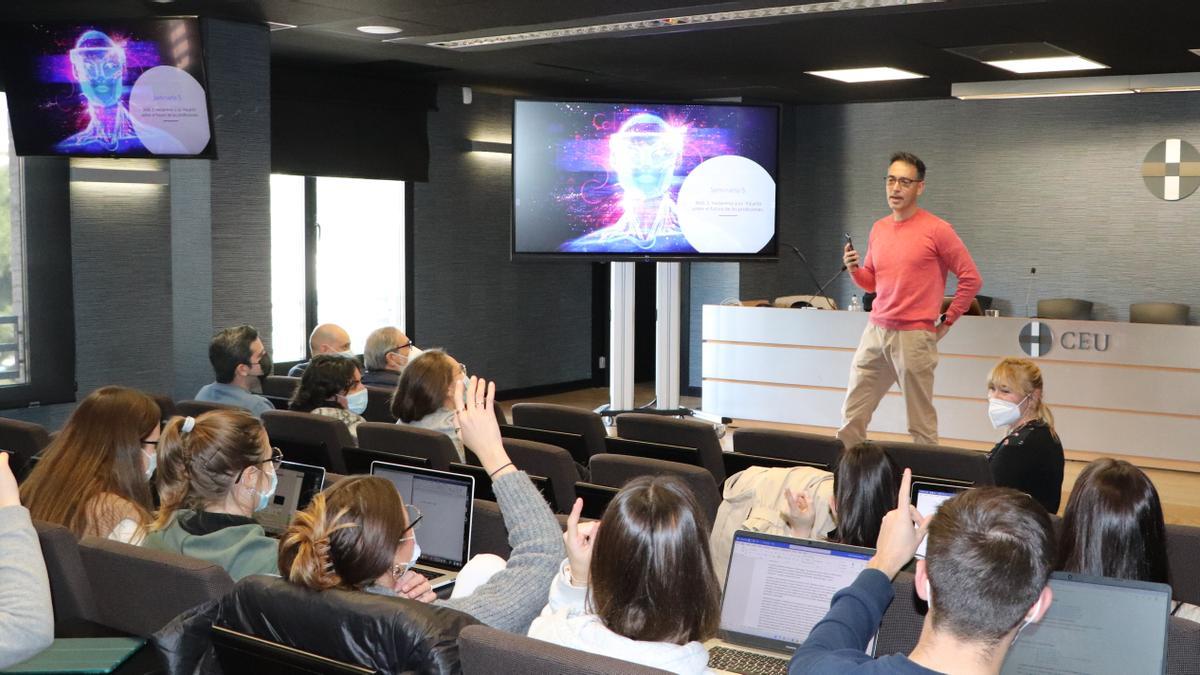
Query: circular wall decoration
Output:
[[1142, 139, 1200, 201], [1018, 321, 1053, 358]]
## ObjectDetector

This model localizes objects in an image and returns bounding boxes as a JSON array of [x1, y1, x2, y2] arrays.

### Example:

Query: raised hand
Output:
[[563, 498, 599, 586], [867, 468, 931, 579], [455, 376, 514, 479], [784, 487, 816, 538]]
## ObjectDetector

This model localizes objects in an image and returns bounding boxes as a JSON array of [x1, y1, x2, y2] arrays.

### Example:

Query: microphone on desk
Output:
[[1024, 267, 1037, 318]]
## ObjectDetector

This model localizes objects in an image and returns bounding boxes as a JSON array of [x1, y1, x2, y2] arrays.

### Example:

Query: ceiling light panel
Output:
[[984, 56, 1107, 74], [419, 0, 947, 50], [807, 67, 927, 83]]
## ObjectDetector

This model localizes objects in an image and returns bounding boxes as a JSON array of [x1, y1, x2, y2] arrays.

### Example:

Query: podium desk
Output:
[[702, 305, 1200, 472]]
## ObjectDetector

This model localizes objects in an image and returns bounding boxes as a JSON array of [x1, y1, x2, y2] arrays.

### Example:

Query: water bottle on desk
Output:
[[847, 294, 862, 312]]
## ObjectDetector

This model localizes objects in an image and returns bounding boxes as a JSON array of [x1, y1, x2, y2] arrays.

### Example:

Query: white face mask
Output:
[[142, 448, 157, 481], [337, 350, 356, 360], [988, 394, 1029, 429]]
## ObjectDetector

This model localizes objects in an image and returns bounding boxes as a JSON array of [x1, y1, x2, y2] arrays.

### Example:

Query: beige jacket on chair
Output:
[[709, 466, 835, 585]]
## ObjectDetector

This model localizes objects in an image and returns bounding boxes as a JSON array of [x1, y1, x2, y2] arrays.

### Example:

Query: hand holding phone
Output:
[[844, 233, 854, 250], [843, 234, 859, 270]]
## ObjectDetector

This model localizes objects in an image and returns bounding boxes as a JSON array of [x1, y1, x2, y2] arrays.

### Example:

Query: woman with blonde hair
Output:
[[20, 386, 160, 543], [985, 357, 1064, 512], [141, 410, 280, 580]]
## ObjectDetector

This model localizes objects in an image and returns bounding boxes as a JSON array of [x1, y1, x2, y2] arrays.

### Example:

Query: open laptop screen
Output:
[[1001, 571, 1170, 675], [370, 462, 474, 570], [720, 531, 875, 654], [257, 460, 326, 536]]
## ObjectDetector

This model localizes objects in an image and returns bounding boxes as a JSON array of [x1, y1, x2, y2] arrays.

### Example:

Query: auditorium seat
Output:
[[262, 410, 353, 474], [211, 624, 375, 673], [588, 454, 720, 526], [501, 438, 578, 514], [1168, 616, 1200, 675], [615, 413, 726, 485], [78, 536, 234, 636], [0, 416, 51, 481], [149, 394, 178, 421], [33, 520, 99, 625], [875, 570, 925, 655], [261, 375, 300, 399], [1130, 302, 1190, 325], [1036, 298, 1093, 321], [362, 385, 397, 423], [876, 440, 993, 486], [175, 399, 241, 417], [733, 427, 842, 468], [511, 403, 609, 459], [356, 422, 458, 471], [469, 499, 511, 559], [1167, 523, 1200, 606], [459, 625, 671, 675]]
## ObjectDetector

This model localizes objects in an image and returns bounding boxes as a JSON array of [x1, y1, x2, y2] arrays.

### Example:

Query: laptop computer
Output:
[[256, 460, 326, 537], [910, 480, 970, 558], [1001, 571, 1171, 675], [370, 460, 475, 590], [706, 531, 877, 675]]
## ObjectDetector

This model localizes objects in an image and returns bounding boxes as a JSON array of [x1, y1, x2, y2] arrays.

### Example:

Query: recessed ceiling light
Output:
[[356, 25, 403, 35], [806, 67, 927, 83], [984, 56, 1107, 74]]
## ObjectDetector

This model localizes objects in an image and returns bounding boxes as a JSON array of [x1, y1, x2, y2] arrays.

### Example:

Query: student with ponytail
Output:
[[985, 357, 1064, 513], [279, 376, 564, 634], [141, 410, 281, 580], [20, 386, 160, 543]]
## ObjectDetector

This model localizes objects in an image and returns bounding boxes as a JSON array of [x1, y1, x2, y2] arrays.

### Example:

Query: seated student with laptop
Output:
[[278, 376, 564, 634], [789, 471, 1057, 674]]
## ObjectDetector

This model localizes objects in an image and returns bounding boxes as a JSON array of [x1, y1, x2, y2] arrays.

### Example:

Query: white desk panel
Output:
[[702, 305, 1200, 467]]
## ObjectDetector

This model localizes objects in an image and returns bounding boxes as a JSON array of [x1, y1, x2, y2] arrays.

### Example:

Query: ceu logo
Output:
[[1142, 139, 1200, 201], [1018, 321, 1053, 358]]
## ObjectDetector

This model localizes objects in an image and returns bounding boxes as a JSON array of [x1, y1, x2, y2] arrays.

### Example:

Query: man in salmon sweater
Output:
[[838, 152, 981, 447]]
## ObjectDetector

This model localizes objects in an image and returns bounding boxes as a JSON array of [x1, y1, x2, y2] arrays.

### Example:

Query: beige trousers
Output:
[[837, 323, 939, 448]]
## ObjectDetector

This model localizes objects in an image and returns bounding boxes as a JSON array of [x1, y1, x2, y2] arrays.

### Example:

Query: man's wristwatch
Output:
[[937, 313, 949, 326]]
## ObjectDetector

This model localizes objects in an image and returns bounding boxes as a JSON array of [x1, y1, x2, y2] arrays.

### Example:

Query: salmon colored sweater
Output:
[[850, 208, 981, 332]]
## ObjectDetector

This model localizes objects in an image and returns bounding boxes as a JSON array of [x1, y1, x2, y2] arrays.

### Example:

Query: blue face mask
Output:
[[345, 388, 369, 415], [253, 469, 279, 512]]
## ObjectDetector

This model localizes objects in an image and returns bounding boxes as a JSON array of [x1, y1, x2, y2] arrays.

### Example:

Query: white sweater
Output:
[[0, 505, 54, 668], [527, 559, 713, 674]]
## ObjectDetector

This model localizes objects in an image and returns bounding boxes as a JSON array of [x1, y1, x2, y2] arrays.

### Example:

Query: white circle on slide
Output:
[[677, 155, 776, 253], [129, 66, 211, 155]]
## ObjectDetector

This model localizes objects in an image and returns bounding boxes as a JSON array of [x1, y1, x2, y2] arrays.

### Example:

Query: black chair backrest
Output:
[[722, 452, 827, 477], [1167, 523, 1200, 606], [176, 399, 242, 418], [362, 386, 397, 423], [501, 437, 579, 513], [510, 403, 609, 459], [33, 520, 99, 625], [469, 499, 511, 559], [264, 395, 290, 410], [588, 454, 720, 527], [876, 570, 925, 655], [573, 482, 620, 520], [450, 461, 553, 508], [149, 394, 178, 421], [876, 440, 993, 486], [357, 422, 458, 471], [262, 410, 354, 474], [733, 427, 844, 467], [459, 624, 672, 675], [1168, 615, 1200, 675], [604, 436, 701, 468], [342, 447, 430, 475], [615, 413, 726, 484], [212, 625, 377, 674], [0, 416, 51, 482], [261, 375, 301, 399], [500, 424, 590, 466]]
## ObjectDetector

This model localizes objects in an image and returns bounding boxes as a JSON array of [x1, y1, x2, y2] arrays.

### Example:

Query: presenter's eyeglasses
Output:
[[885, 176, 921, 188]]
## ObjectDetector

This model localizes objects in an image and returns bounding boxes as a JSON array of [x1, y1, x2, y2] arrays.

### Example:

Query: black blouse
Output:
[[987, 419, 1065, 513]]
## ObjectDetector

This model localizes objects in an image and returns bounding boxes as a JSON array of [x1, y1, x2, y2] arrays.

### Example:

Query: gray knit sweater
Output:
[[435, 470, 564, 634], [0, 505, 54, 668]]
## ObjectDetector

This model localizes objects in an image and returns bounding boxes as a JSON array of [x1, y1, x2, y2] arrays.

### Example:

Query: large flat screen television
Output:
[[512, 99, 779, 260], [1, 18, 215, 158]]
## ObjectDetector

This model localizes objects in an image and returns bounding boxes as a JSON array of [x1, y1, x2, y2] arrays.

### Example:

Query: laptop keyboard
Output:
[[708, 646, 790, 675], [412, 567, 443, 581]]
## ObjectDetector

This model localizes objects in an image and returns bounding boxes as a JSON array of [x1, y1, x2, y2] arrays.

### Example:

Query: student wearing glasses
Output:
[[392, 349, 470, 462], [838, 152, 981, 448], [278, 377, 565, 633], [142, 410, 283, 581], [362, 326, 420, 388]]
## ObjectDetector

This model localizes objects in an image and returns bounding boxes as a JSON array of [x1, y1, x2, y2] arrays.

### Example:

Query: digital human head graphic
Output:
[[609, 113, 684, 200], [69, 30, 125, 108]]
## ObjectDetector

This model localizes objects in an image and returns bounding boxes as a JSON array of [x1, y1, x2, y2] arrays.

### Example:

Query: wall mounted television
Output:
[[512, 99, 779, 261], [1, 18, 216, 158]]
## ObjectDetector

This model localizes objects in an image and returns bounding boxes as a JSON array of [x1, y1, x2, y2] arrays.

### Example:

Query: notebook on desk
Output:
[[256, 460, 326, 537], [706, 531, 876, 675], [370, 460, 474, 590]]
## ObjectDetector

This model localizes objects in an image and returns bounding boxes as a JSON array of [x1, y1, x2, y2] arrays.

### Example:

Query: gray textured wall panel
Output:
[[688, 262, 739, 388], [171, 159, 214, 399], [412, 87, 592, 390]]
